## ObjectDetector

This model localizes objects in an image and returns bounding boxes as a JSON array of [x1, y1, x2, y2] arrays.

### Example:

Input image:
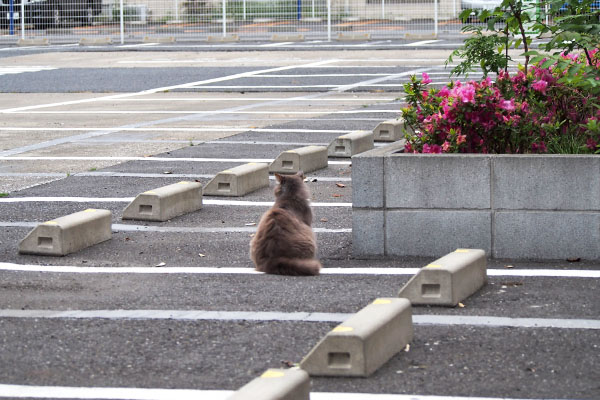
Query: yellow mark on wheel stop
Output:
[[261, 370, 285, 378], [373, 298, 392, 305], [332, 326, 354, 333]]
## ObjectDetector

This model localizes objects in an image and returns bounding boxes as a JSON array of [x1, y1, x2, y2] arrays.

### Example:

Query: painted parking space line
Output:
[[0, 221, 351, 233], [0, 384, 561, 400], [7, 110, 400, 115], [0, 127, 357, 134], [1, 263, 598, 278], [0, 198, 351, 206], [0, 171, 352, 181], [1, 308, 598, 330], [0, 156, 351, 166]]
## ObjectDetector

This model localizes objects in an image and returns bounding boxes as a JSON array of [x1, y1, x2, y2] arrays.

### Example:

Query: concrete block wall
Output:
[[352, 148, 600, 260]]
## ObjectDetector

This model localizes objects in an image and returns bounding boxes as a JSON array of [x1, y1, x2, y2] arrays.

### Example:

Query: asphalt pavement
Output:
[[0, 43, 598, 400]]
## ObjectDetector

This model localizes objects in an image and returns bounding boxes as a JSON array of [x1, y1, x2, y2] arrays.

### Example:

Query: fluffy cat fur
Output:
[[250, 171, 321, 276]]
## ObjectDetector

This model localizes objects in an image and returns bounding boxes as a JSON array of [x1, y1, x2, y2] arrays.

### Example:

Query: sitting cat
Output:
[[250, 171, 321, 276]]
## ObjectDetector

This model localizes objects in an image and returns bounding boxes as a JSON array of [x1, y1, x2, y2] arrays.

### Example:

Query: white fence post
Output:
[[20, 0, 24, 40], [434, 0, 438, 36], [222, 0, 227, 36], [327, 0, 331, 41], [119, 0, 125, 44]]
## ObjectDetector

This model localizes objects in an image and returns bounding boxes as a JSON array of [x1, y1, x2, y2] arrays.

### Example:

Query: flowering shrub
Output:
[[402, 52, 600, 154]]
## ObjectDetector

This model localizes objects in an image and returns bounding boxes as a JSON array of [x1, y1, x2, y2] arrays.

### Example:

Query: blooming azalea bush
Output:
[[402, 51, 600, 154]]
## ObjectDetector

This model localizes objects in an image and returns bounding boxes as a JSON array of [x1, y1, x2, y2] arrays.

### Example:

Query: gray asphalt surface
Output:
[[0, 44, 599, 400]]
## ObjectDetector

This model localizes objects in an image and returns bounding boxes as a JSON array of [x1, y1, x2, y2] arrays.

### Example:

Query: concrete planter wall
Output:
[[352, 143, 600, 260]]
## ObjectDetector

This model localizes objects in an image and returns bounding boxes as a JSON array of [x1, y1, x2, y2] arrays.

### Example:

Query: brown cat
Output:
[[250, 171, 321, 276]]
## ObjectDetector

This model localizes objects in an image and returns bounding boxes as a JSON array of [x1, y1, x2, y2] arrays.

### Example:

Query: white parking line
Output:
[[1, 262, 598, 278], [1, 308, 598, 330], [6, 109, 399, 115], [0, 384, 560, 400], [0, 127, 355, 134], [0, 171, 352, 181], [0, 156, 352, 165], [0, 198, 352, 206], [0, 222, 351, 233]]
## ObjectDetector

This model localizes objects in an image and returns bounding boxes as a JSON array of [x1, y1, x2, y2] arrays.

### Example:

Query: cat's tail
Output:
[[264, 257, 321, 276]]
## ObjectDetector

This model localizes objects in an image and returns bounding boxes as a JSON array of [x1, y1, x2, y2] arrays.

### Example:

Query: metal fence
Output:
[[0, 0, 534, 43]]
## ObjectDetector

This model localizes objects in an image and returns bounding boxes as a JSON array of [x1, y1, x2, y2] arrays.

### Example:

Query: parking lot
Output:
[[0, 42, 599, 400]]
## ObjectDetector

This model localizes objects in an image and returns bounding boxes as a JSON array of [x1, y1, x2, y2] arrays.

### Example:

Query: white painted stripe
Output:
[[253, 73, 393, 77], [402, 40, 442, 46], [7, 110, 399, 115], [107, 97, 397, 102], [260, 41, 294, 47], [0, 66, 57, 75], [0, 384, 231, 400], [109, 224, 351, 234], [0, 308, 598, 330], [0, 156, 352, 166], [0, 384, 555, 400], [0, 172, 352, 182], [0, 263, 598, 278], [0, 127, 356, 134], [186, 84, 407, 89], [0, 198, 351, 207]]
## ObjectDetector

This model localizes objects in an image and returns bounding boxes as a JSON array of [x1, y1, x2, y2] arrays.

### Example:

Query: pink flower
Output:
[[421, 72, 432, 84], [442, 141, 451, 152], [499, 99, 516, 111], [532, 80, 548, 94], [457, 134, 467, 145], [455, 85, 476, 103], [586, 138, 598, 150]]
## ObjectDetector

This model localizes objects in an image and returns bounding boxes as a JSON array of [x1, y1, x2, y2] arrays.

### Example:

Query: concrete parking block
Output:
[[207, 34, 239, 42], [271, 34, 304, 41], [336, 32, 371, 41], [373, 118, 411, 142], [327, 130, 374, 158], [203, 163, 269, 197], [300, 298, 413, 377], [17, 38, 49, 46], [227, 368, 310, 400], [18, 209, 112, 256], [397, 249, 487, 306], [269, 146, 328, 174], [79, 37, 112, 45], [122, 181, 203, 222]]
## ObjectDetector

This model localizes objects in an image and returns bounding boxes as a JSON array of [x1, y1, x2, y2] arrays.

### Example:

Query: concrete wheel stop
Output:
[[372, 118, 412, 142], [203, 163, 269, 196], [269, 145, 328, 174], [122, 181, 203, 222], [227, 368, 310, 400], [327, 130, 374, 158], [300, 297, 413, 377], [398, 248, 487, 306], [18, 209, 112, 256]]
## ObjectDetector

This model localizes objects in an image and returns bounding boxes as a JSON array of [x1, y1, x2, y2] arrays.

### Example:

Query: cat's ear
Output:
[[275, 173, 283, 183], [297, 170, 305, 180]]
